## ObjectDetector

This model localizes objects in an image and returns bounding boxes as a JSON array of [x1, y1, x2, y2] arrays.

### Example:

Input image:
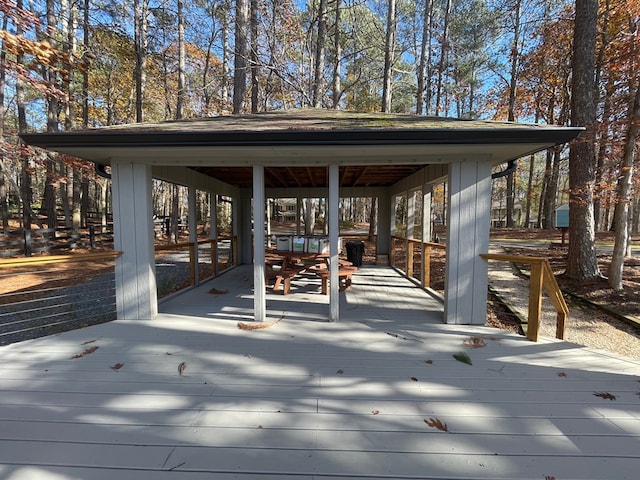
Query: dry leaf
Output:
[[110, 363, 124, 370], [425, 359, 433, 365], [70, 346, 99, 359], [411, 377, 418, 382], [208, 288, 228, 295], [453, 352, 472, 365], [81, 339, 97, 345], [257, 425, 263, 429], [238, 314, 284, 330], [178, 361, 187, 376], [372, 410, 380, 415], [336, 369, 344, 374], [424, 417, 448, 432], [557, 372, 567, 377], [463, 337, 486, 348], [545, 476, 555, 480], [593, 391, 616, 401]]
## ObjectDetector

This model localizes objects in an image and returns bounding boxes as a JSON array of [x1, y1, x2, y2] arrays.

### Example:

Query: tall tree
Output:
[[331, 0, 342, 108], [134, 0, 148, 122], [566, 0, 600, 280], [312, 0, 328, 107], [608, 14, 639, 290], [233, 0, 249, 113], [176, 0, 186, 119], [381, 0, 396, 112], [416, 0, 432, 114]]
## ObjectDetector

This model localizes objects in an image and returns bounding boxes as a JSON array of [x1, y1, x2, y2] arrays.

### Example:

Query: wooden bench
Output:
[[266, 265, 307, 295], [313, 266, 357, 294]]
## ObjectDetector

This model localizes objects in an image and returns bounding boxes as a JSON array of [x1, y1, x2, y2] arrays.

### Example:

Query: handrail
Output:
[[0, 251, 122, 268], [480, 253, 568, 342], [390, 235, 446, 289]]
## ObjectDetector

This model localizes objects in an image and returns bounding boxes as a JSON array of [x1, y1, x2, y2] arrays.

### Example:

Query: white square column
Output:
[[444, 159, 492, 325], [253, 165, 266, 322], [111, 162, 158, 320], [328, 163, 340, 322]]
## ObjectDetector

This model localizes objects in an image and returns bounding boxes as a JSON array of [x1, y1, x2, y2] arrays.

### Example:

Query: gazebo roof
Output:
[[21, 109, 583, 189]]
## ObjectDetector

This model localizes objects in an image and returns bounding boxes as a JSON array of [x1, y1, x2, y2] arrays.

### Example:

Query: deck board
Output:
[[1, 265, 639, 479]]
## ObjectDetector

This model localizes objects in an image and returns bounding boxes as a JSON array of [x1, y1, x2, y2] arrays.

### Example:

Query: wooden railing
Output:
[[154, 236, 238, 287], [390, 235, 446, 290], [480, 253, 568, 342]]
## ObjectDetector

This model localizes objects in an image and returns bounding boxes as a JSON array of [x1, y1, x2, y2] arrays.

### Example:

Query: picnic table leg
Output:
[[321, 276, 328, 295]]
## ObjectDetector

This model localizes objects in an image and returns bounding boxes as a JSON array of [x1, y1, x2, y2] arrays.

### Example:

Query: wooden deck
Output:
[[1, 265, 639, 479]]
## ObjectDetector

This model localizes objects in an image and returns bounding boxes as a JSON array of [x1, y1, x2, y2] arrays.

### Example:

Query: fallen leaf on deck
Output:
[[110, 363, 124, 370], [336, 369, 344, 374], [81, 339, 97, 345], [372, 410, 380, 415], [411, 377, 418, 381], [208, 288, 228, 294], [424, 417, 448, 432], [238, 314, 284, 330], [424, 359, 433, 364], [463, 337, 486, 348], [453, 352, 472, 365], [545, 476, 555, 480], [593, 391, 616, 400], [257, 425, 263, 429], [178, 361, 187, 376], [70, 346, 99, 359], [557, 372, 567, 377]]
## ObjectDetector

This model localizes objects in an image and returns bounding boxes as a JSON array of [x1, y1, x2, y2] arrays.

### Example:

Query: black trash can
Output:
[[345, 240, 365, 267]]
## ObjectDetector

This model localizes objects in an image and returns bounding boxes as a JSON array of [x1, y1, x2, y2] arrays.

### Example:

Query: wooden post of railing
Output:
[[423, 243, 431, 288], [232, 236, 238, 266], [390, 237, 396, 267], [188, 242, 196, 286], [211, 239, 218, 276], [480, 253, 569, 342], [528, 261, 544, 342], [407, 240, 414, 277]]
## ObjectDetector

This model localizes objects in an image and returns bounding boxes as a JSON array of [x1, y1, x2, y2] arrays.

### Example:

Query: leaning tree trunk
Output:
[[566, 0, 600, 281], [608, 67, 640, 290]]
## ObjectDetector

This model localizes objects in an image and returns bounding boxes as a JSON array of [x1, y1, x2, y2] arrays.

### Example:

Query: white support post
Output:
[[422, 185, 433, 288], [253, 166, 266, 322], [188, 186, 199, 286], [422, 185, 433, 243], [296, 197, 302, 236], [445, 160, 492, 325], [329, 164, 340, 322], [407, 189, 415, 240], [210, 194, 218, 276], [111, 162, 158, 320]]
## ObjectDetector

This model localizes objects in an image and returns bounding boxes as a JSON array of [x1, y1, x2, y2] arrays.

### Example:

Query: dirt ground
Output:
[[490, 228, 640, 320]]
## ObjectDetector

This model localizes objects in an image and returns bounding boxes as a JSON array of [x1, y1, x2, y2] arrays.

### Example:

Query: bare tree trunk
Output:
[[566, 0, 600, 280], [608, 63, 639, 290], [381, 0, 396, 112], [312, 0, 328, 108], [221, 1, 231, 110], [233, 0, 249, 114], [176, 0, 186, 119], [250, 0, 259, 113], [504, 0, 521, 228], [368, 197, 377, 241], [331, 0, 342, 108], [416, 0, 432, 114], [435, 0, 451, 116], [0, 14, 8, 233], [82, 0, 90, 127], [134, 0, 148, 122]]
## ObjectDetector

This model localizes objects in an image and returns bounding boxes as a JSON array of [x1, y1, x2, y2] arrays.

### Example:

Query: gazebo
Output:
[[22, 109, 581, 325]]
